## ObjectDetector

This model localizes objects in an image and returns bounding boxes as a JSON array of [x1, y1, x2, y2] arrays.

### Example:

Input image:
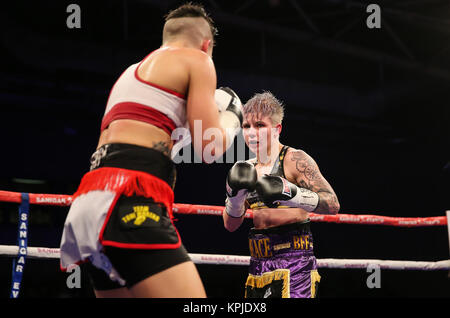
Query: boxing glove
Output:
[[255, 175, 319, 212], [225, 161, 257, 217], [215, 87, 243, 148]]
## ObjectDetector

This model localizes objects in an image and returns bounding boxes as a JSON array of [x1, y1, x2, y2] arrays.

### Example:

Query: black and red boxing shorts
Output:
[[60, 143, 190, 289]]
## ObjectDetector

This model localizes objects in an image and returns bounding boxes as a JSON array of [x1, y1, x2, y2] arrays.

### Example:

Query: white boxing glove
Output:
[[215, 87, 244, 149], [171, 87, 243, 160]]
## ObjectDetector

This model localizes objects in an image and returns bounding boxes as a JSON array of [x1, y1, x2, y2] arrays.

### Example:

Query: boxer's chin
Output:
[[247, 141, 258, 152]]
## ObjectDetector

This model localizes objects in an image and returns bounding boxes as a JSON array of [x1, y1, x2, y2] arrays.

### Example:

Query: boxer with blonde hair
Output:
[[223, 91, 340, 298]]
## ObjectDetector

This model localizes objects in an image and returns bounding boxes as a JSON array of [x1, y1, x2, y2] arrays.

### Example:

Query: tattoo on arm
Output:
[[290, 150, 340, 214], [291, 151, 320, 187], [316, 190, 340, 214], [152, 141, 170, 157]]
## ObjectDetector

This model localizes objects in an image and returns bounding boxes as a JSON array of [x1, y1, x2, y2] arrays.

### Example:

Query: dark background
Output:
[[0, 0, 449, 298]]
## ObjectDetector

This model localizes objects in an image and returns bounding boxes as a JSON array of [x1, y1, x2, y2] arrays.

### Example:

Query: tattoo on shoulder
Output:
[[289, 150, 339, 213], [152, 141, 170, 156], [290, 150, 320, 184]]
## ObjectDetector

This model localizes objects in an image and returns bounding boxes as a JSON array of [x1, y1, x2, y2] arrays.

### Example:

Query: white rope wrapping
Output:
[[316, 258, 450, 270], [1, 245, 449, 270]]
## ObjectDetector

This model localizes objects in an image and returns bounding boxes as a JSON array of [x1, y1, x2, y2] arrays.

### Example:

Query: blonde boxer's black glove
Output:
[[255, 175, 319, 212], [225, 161, 257, 217]]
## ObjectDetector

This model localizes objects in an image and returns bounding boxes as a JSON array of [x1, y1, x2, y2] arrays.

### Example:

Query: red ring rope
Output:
[[0, 190, 447, 227]]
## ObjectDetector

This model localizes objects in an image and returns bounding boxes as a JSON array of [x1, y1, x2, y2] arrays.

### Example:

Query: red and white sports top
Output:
[[101, 50, 187, 136]]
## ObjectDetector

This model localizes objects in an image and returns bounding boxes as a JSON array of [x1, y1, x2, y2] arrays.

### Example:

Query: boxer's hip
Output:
[[89, 142, 176, 188], [60, 143, 181, 284], [70, 143, 177, 225], [245, 220, 320, 298], [248, 220, 315, 260]]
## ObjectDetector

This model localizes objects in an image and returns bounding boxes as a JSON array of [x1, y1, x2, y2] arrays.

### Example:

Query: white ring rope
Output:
[[0, 190, 448, 276], [1, 245, 449, 270]]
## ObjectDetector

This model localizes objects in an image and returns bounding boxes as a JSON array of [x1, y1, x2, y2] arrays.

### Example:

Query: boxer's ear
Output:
[[201, 39, 211, 53], [274, 124, 282, 137]]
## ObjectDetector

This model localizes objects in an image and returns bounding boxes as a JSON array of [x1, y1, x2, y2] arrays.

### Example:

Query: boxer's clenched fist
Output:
[[225, 161, 257, 218]]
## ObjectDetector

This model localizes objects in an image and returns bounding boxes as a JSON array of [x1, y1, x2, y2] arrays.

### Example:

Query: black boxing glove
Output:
[[225, 161, 257, 217], [255, 175, 319, 212]]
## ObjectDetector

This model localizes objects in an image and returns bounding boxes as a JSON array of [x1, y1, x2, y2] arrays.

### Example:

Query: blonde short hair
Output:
[[243, 91, 285, 125]]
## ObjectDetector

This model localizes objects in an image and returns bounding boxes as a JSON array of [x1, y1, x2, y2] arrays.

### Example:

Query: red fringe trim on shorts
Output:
[[73, 167, 174, 219]]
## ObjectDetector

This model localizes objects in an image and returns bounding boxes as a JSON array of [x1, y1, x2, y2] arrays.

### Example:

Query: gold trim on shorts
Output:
[[244, 269, 290, 298], [310, 269, 321, 298]]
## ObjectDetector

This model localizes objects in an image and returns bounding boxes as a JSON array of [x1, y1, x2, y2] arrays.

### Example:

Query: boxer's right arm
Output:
[[186, 52, 230, 162], [223, 202, 248, 232], [223, 161, 257, 232]]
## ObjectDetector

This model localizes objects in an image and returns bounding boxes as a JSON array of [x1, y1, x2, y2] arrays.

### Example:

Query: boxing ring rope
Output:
[[1, 190, 448, 227], [1, 190, 449, 297], [1, 245, 450, 270]]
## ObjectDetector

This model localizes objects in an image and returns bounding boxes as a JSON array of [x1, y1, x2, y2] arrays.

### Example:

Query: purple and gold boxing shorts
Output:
[[245, 220, 320, 298]]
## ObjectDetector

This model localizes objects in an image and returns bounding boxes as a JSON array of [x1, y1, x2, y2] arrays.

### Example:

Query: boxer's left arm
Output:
[[286, 149, 340, 215]]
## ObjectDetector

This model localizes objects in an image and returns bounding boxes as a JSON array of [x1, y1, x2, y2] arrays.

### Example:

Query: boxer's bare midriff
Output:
[[252, 208, 309, 229], [97, 119, 173, 155]]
